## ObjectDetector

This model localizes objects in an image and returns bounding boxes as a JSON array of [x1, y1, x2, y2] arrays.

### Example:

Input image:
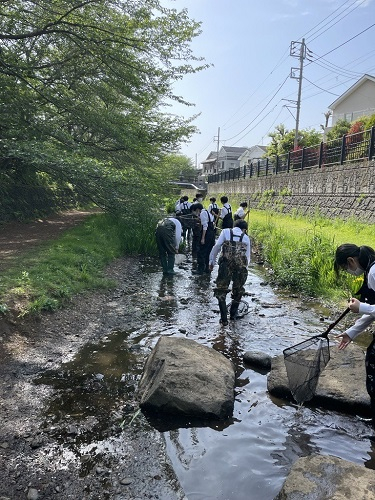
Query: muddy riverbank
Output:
[[0, 257, 185, 499]]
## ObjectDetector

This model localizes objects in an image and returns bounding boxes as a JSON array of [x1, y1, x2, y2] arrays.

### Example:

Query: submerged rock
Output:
[[243, 351, 272, 371], [267, 341, 370, 415], [137, 336, 235, 419], [275, 454, 375, 499]]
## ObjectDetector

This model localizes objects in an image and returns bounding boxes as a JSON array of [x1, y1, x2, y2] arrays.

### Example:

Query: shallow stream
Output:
[[37, 253, 375, 499]]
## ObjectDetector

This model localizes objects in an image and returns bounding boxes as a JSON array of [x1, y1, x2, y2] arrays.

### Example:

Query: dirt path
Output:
[[0, 212, 184, 499], [0, 210, 97, 271]]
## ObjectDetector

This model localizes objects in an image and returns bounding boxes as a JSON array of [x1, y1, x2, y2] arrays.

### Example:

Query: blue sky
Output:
[[163, 0, 375, 166]]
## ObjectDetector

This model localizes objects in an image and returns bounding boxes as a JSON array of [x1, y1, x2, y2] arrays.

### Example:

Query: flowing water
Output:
[[36, 253, 375, 499]]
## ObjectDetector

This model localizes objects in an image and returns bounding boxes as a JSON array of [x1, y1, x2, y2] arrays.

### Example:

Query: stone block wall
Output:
[[207, 160, 375, 223]]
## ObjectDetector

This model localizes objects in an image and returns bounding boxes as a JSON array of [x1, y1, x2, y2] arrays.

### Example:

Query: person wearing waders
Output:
[[155, 217, 182, 275], [334, 244, 375, 435], [219, 196, 233, 229], [209, 219, 251, 326], [190, 203, 203, 259], [193, 207, 215, 275]]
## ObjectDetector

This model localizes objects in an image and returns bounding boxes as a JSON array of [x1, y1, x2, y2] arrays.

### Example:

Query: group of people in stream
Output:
[[155, 199, 375, 433], [155, 194, 250, 326]]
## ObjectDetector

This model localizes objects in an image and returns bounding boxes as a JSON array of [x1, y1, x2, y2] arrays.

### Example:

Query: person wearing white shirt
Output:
[[234, 202, 250, 221], [219, 195, 233, 229], [209, 219, 251, 325], [193, 208, 215, 275], [334, 243, 375, 429], [155, 217, 182, 275]]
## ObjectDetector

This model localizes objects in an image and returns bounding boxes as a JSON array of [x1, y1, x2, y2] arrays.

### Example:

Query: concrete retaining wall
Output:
[[207, 160, 375, 223]]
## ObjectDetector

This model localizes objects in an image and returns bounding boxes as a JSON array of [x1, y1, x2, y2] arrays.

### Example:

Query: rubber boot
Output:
[[167, 253, 175, 275], [160, 254, 168, 274], [230, 301, 240, 320], [218, 299, 228, 326]]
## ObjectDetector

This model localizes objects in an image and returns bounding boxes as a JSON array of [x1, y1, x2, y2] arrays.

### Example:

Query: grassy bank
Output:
[[248, 209, 375, 305], [2, 206, 375, 317], [0, 212, 158, 316]]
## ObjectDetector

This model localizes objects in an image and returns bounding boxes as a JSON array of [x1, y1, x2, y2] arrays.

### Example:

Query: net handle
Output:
[[320, 307, 350, 338]]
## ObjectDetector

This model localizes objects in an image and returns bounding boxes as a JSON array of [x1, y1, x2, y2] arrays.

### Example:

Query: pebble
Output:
[[120, 477, 133, 485], [27, 488, 39, 500]]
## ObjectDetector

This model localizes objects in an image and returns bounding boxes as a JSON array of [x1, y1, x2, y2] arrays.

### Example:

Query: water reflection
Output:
[[32, 255, 375, 498]]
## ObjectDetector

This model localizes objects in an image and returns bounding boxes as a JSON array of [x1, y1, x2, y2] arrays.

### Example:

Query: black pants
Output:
[[197, 231, 215, 273], [366, 338, 375, 425]]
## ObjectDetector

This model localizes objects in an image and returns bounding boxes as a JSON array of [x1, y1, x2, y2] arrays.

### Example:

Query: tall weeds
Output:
[[249, 210, 375, 303]]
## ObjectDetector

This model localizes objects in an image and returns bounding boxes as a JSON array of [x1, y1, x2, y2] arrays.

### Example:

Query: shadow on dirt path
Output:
[[0, 209, 98, 272]]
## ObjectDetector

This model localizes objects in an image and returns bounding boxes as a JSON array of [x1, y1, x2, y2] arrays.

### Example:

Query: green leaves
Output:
[[0, 0, 205, 221]]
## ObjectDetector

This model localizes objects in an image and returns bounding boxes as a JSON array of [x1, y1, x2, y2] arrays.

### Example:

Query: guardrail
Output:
[[207, 126, 375, 183]]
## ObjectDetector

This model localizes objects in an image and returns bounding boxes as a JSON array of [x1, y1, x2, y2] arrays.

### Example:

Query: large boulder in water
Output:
[[275, 454, 375, 499], [267, 341, 370, 414], [137, 336, 235, 419]]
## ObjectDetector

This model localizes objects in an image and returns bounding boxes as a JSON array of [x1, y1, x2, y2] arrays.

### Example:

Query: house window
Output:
[[344, 112, 353, 122]]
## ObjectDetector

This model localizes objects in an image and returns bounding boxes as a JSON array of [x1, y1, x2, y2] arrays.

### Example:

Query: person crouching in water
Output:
[[155, 217, 182, 275], [334, 243, 375, 429], [209, 219, 251, 325]]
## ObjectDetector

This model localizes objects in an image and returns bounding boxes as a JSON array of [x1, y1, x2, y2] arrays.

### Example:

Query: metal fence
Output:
[[207, 126, 375, 184]]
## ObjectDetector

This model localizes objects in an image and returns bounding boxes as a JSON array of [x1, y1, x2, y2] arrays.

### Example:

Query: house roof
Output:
[[329, 74, 375, 109], [220, 146, 248, 154], [203, 151, 218, 161]]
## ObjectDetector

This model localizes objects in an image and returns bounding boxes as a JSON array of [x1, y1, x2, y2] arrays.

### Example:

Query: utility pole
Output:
[[214, 127, 220, 173], [290, 39, 306, 149]]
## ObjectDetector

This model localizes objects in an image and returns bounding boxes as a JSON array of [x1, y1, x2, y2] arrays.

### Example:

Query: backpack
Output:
[[181, 202, 190, 215], [221, 230, 247, 264], [222, 205, 233, 229]]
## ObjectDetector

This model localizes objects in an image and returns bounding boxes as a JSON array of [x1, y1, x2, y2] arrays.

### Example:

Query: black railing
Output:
[[207, 126, 375, 184]]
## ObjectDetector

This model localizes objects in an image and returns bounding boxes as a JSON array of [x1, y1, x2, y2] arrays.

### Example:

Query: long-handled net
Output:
[[226, 299, 250, 318], [283, 308, 350, 404]]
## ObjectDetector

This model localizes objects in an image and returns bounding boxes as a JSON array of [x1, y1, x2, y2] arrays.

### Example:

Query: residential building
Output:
[[328, 74, 375, 127], [201, 151, 218, 177], [216, 146, 248, 171], [238, 145, 267, 167]]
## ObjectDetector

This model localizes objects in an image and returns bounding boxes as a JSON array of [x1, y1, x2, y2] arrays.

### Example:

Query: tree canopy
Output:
[[266, 124, 322, 157], [0, 0, 207, 221]]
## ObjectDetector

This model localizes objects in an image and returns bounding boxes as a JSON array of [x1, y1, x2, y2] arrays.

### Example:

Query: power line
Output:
[[297, 0, 355, 41], [232, 103, 281, 146], [309, 57, 363, 79], [307, 0, 367, 43], [222, 75, 290, 142], [222, 48, 290, 129], [303, 76, 340, 97], [306, 22, 375, 67]]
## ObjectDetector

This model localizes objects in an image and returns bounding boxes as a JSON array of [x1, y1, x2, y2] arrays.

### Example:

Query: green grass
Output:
[[248, 209, 375, 305], [0, 212, 158, 316], [2, 206, 374, 317]]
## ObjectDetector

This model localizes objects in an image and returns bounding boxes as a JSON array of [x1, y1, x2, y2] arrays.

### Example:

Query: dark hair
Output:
[[209, 197, 216, 203], [234, 219, 248, 231], [182, 195, 189, 201], [334, 243, 375, 275], [220, 196, 228, 204], [240, 202, 248, 208], [190, 203, 203, 212], [211, 207, 219, 215]]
